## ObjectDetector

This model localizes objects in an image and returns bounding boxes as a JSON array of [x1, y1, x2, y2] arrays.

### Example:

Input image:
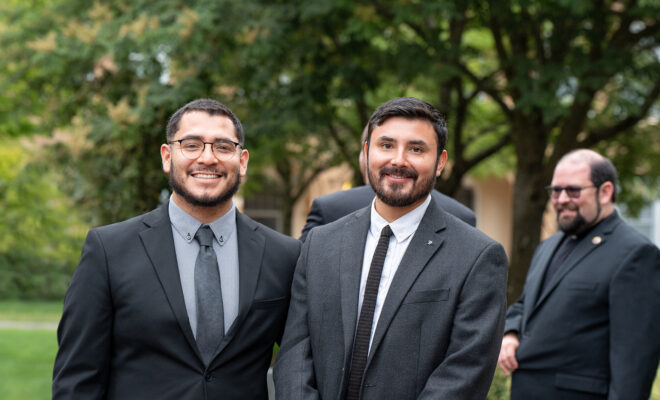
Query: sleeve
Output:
[[52, 229, 113, 399], [299, 199, 325, 242], [273, 230, 321, 400], [417, 242, 509, 399], [607, 242, 660, 400]]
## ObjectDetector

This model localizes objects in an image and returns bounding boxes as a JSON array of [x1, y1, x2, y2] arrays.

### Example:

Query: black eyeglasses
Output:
[[168, 138, 242, 161], [545, 185, 597, 199]]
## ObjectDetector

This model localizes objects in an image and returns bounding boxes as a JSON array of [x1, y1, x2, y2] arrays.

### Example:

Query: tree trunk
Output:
[[508, 121, 553, 305]]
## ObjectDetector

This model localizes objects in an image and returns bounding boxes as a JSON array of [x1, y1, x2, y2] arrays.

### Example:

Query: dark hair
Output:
[[590, 158, 618, 202], [166, 98, 244, 145], [365, 97, 448, 153]]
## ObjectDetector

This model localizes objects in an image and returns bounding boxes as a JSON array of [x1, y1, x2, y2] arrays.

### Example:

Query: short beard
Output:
[[368, 165, 436, 207], [558, 197, 601, 236], [169, 163, 241, 208]]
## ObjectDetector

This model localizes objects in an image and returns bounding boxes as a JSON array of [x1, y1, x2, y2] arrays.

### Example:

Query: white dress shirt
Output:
[[358, 194, 432, 350]]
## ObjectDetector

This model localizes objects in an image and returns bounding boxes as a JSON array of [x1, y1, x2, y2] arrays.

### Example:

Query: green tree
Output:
[[0, 140, 86, 299], [241, 0, 660, 302]]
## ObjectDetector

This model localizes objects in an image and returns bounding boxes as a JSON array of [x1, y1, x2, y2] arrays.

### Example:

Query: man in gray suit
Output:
[[274, 97, 508, 399], [53, 99, 300, 399], [498, 149, 660, 399]]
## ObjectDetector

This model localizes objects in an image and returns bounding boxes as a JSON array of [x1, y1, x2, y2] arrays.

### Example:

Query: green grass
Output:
[[0, 301, 60, 400], [0, 329, 57, 400]]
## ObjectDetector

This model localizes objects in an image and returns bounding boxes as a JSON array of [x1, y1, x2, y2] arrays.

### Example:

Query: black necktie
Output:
[[194, 225, 224, 366], [345, 225, 393, 400]]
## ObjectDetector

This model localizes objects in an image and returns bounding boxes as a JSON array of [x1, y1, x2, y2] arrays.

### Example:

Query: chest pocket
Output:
[[403, 288, 450, 304]]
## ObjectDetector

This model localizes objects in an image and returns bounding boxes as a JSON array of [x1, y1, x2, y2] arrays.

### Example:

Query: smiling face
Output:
[[160, 111, 248, 221], [366, 116, 446, 221], [550, 159, 613, 235]]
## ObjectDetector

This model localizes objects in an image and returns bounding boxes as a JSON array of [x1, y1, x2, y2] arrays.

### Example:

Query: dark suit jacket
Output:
[[505, 212, 660, 400], [274, 199, 507, 399], [53, 203, 301, 400], [299, 185, 476, 241]]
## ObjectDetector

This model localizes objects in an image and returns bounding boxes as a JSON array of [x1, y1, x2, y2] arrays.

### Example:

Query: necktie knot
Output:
[[195, 225, 214, 247], [380, 225, 393, 239]]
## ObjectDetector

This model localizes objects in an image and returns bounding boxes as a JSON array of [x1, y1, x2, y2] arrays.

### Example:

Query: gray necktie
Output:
[[194, 225, 224, 365]]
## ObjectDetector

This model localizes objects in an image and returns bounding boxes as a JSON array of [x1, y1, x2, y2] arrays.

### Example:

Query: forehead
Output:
[[552, 161, 591, 185], [176, 111, 236, 140], [371, 117, 437, 146]]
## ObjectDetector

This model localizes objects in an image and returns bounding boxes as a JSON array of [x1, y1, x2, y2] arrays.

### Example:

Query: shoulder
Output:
[[91, 206, 165, 238], [314, 185, 374, 207], [430, 190, 476, 226], [237, 212, 301, 254]]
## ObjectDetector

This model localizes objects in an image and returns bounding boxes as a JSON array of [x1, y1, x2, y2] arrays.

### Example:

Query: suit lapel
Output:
[[139, 204, 199, 355], [524, 233, 563, 319], [340, 207, 372, 361], [211, 211, 265, 361], [367, 201, 446, 364], [533, 213, 620, 311]]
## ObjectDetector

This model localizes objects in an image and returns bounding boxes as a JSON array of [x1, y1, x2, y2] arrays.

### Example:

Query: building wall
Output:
[[468, 175, 514, 258]]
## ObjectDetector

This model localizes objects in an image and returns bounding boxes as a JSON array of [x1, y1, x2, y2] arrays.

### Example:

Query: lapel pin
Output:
[[427, 240, 433, 246], [592, 236, 602, 245]]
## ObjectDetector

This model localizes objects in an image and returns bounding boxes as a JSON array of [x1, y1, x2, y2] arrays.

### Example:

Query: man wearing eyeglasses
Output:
[[53, 99, 301, 400], [498, 149, 660, 400]]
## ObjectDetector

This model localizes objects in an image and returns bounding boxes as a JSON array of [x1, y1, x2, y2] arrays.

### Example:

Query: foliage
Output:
[[0, 0, 658, 301], [0, 141, 86, 299]]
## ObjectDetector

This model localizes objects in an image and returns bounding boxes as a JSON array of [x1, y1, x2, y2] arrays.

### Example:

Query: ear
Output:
[[436, 150, 447, 177], [161, 143, 172, 173], [598, 181, 614, 205], [239, 149, 249, 177]]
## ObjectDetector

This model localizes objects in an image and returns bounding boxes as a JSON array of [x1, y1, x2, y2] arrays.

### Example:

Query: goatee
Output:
[[369, 165, 435, 207], [169, 164, 241, 208]]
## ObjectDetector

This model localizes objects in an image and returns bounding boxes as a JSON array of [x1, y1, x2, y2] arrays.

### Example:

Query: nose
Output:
[[197, 143, 217, 164], [390, 146, 409, 167], [556, 188, 572, 203]]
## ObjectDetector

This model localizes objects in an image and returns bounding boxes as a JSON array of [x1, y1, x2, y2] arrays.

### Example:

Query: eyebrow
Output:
[[375, 136, 428, 147]]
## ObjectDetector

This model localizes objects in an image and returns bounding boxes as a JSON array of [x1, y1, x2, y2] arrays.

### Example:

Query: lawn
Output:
[[0, 301, 658, 400]]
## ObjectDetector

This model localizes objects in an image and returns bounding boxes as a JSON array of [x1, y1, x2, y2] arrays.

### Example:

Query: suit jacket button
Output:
[[205, 373, 214, 382]]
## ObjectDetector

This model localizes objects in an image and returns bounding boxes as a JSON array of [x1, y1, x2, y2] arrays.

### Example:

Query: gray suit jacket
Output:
[[505, 212, 660, 400], [299, 185, 476, 242], [53, 203, 301, 400], [275, 199, 507, 399]]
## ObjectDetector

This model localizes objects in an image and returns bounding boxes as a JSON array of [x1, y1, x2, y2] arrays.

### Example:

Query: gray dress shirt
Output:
[[168, 197, 240, 337]]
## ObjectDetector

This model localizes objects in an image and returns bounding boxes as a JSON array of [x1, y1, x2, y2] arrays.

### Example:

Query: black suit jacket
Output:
[[53, 203, 301, 400], [505, 212, 660, 400], [299, 185, 476, 241]]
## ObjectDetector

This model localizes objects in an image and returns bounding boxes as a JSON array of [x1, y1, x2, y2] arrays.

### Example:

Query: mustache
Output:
[[379, 166, 418, 180], [187, 168, 226, 176], [556, 203, 578, 212]]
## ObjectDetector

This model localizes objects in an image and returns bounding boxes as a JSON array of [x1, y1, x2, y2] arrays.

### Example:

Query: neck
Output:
[[172, 194, 233, 223], [374, 196, 426, 223]]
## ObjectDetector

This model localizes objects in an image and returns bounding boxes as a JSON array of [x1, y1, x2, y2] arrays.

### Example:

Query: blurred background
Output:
[[0, 0, 658, 398]]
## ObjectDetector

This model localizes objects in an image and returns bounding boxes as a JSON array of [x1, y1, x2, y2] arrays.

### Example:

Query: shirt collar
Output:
[[168, 195, 236, 245], [369, 194, 432, 243]]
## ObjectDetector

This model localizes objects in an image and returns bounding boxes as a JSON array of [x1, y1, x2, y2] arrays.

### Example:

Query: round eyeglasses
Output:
[[168, 138, 242, 161]]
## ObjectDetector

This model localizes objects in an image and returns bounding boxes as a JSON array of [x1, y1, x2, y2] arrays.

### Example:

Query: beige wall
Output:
[[291, 163, 354, 238], [468, 175, 514, 258]]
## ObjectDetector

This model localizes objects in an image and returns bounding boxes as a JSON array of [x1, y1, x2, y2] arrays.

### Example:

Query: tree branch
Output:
[[581, 81, 660, 147], [454, 61, 513, 119]]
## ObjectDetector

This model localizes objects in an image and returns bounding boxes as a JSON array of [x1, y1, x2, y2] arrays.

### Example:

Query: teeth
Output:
[[194, 174, 219, 178]]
